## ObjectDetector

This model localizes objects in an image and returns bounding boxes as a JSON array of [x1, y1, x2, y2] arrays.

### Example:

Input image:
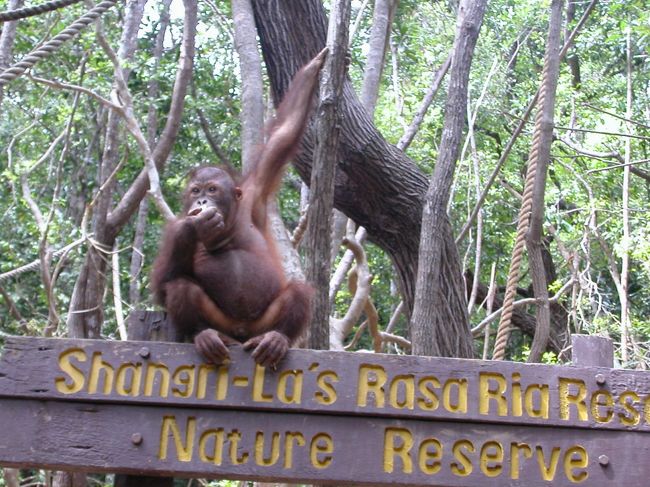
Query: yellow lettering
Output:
[[255, 432, 281, 466], [88, 352, 115, 395], [310, 433, 333, 469], [418, 438, 442, 475], [389, 375, 415, 410], [158, 416, 195, 462], [618, 391, 640, 426], [512, 373, 522, 417], [590, 390, 613, 423], [172, 365, 195, 398], [524, 384, 550, 419], [443, 379, 468, 413], [283, 432, 305, 469], [55, 349, 87, 394], [144, 363, 170, 397], [196, 364, 215, 400], [536, 446, 561, 481], [510, 442, 532, 480], [564, 445, 588, 483], [383, 427, 413, 474], [115, 363, 142, 396], [277, 370, 303, 405], [215, 365, 229, 400], [479, 373, 507, 416], [558, 378, 587, 421], [199, 429, 224, 465], [417, 377, 440, 411], [228, 430, 249, 465], [252, 365, 273, 403], [315, 371, 338, 405], [357, 364, 387, 408], [480, 440, 503, 477], [451, 440, 474, 476]]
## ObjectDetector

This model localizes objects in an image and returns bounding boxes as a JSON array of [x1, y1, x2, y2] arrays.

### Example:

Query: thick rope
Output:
[[0, 0, 84, 23], [0, 236, 87, 282], [491, 42, 553, 362], [0, 0, 117, 87], [491, 1, 597, 361]]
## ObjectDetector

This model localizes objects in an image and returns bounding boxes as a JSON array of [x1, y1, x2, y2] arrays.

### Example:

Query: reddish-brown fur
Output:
[[151, 50, 326, 367]]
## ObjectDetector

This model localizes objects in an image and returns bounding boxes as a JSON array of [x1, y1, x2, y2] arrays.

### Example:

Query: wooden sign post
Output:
[[1, 336, 649, 486]]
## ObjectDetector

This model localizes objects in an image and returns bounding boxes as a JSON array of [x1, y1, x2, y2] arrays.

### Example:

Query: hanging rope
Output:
[[491, 35, 554, 362], [490, 0, 597, 360], [0, 0, 117, 87], [0, 0, 84, 23]]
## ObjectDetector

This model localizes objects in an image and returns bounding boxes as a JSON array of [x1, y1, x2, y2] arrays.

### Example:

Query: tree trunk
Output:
[[304, 0, 351, 351], [620, 27, 633, 363], [360, 0, 397, 116], [129, 0, 173, 306], [251, 0, 430, 323], [410, 0, 487, 358], [66, 0, 148, 339], [328, 0, 397, 306], [526, 0, 564, 363], [232, 0, 264, 169], [66, 0, 197, 337]]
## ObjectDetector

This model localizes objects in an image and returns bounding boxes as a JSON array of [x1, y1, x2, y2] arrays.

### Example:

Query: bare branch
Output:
[[472, 278, 574, 336], [108, 0, 197, 230], [330, 237, 372, 351]]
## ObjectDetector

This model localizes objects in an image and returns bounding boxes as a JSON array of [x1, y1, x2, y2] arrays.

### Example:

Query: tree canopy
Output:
[[1, 0, 649, 373]]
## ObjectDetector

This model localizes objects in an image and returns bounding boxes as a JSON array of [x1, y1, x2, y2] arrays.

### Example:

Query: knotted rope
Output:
[[491, 35, 554, 362], [0, 0, 117, 87], [0, 0, 84, 23]]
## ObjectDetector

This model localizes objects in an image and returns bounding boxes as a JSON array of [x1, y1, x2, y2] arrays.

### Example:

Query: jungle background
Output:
[[0, 0, 649, 483]]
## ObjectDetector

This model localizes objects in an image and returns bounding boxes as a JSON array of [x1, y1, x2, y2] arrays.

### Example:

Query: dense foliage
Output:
[[0, 0, 649, 367]]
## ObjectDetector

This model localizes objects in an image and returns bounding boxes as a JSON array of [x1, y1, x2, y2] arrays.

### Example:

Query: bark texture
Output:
[[526, 0, 564, 362], [66, 0, 197, 338], [67, 0, 149, 340], [304, 1, 351, 351], [409, 0, 487, 358], [251, 0, 436, 326], [232, 0, 264, 169], [360, 0, 397, 116]]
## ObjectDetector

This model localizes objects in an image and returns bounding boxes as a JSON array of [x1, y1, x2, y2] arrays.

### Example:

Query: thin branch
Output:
[[586, 158, 650, 174], [349, 0, 370, 45], [554, 125, 649, 140], [379, 331, 411, 350], [456, 0, 598, 243], [112, 242, 127, 340], [397, 54, 451, 151], [29, 74, 120, 110], [330, 237, 372, 351], [472, 278, 574, 336], [95, 29, 174, 221], [583, 103, 650, 131], [107, 0, 196, 230]]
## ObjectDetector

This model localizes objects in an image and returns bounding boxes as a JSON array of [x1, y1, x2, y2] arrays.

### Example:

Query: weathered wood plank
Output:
[[1, 336, 649, 432], [0, 397, 644, 487], [572, 334, 614, 368], [114, 312, 176, 487]]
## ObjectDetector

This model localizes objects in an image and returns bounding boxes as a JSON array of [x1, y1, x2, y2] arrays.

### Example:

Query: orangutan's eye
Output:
[[209, 186, 218, 192], [191, 187, 200, 194]]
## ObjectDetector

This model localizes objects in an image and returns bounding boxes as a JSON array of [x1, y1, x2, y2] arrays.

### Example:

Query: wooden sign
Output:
[[1, 336, 649, 486]]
